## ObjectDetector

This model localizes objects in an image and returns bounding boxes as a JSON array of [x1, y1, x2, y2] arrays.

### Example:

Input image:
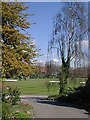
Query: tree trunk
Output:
[[59, 62, 70, 94]]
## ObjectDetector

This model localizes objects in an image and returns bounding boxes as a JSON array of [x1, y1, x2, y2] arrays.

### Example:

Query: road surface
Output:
[[21, 95, 89, 118]]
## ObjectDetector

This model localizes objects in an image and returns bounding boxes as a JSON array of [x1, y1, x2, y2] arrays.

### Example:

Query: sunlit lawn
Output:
[[2, 78, 87, 96], [2, 78, 59, 95]]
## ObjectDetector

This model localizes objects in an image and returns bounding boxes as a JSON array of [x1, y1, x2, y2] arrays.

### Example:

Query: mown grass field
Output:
[[2, 78, 59, 95], [2, 78, 87, 96]]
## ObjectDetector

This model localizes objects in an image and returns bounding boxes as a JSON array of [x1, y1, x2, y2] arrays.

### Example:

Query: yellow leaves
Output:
[[2, 26, 27, 46], [2, 2, 38, 78], [2, 2, 29, 30], [2, 45, 33, 77]]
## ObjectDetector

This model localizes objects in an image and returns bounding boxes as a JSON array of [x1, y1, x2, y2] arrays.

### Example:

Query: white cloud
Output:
[[81, 40, 88, 54], [81, 40, 88, 48], [53, 58, 59, 63], [76, 40, 88, 53], [35, 60, 45, 66]]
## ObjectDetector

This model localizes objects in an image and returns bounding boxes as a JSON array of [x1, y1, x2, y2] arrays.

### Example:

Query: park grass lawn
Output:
[[67, 78, 87, 88], [2, 78, 87, 96], [3, 78, 60, 96]]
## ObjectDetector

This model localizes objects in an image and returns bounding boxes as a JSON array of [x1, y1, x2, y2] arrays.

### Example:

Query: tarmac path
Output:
[[20, 95, 89, 118]]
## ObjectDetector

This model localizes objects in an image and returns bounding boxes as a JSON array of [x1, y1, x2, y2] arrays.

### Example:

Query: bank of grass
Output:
[[2, 102, 34, 119], [11, 102, 34, 118], [2, 78, 87, 96]]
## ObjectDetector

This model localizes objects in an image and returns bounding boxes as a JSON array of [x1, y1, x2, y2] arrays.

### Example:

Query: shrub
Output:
[[2, 86, 20, 105], [2, 86, 21, 119], [48, 94, 60, 100]]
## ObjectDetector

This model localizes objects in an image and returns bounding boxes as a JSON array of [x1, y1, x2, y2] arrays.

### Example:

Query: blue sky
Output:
[[23, 2, 88, 67], [24, 2, 63, 63]]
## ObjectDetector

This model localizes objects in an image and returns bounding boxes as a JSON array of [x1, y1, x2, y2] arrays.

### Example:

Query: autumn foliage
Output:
[[2, 3, 38, 78]]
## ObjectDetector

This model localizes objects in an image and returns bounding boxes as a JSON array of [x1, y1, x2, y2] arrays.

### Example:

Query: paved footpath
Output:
[[20, 95, 89, 118]]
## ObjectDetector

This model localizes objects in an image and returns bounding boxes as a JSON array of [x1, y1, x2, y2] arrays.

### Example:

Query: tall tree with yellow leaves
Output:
[[2, 2, 38, 79]]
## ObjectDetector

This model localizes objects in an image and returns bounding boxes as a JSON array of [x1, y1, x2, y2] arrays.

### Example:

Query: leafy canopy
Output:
[[2, 2, 38, 78]]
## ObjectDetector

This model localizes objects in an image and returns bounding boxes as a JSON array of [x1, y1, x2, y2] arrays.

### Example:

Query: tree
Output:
[[87, 2, 90, 84], [87, 34, 90, 84], [48, 3, 88, 94], [45, 61, 54, 77], [34, 61, 46, 78], [1, 3, 38, 78], [0, 44, 1, 78], [45, 60, 60, 78]]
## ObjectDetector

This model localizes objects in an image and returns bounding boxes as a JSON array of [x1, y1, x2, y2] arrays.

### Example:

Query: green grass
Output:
[[3, 78, 60, 95], [2, 102, 33, 119], [2, 78, 87, 96], [11, 102, 33, 118], [67, 78, 87, 88]]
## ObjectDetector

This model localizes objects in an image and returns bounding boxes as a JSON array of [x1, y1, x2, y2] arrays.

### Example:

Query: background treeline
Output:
[[33, 61, 88, 79]]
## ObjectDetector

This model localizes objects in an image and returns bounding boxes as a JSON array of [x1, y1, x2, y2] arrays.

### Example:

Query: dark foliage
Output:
[[57, 83, 90, 111]]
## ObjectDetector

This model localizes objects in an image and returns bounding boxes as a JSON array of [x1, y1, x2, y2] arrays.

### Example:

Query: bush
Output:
[[2, 86, 20, 105], [48, 94, 60, 100], [2, 86, 21, 119], [56, 84, 90, 111]]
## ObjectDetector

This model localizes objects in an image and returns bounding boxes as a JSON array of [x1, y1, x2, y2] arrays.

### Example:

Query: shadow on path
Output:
[[36, 98, 90, 115], [21, 96, 89, 118], [37, 99, 82, 109], [21, 96, 89, 112]]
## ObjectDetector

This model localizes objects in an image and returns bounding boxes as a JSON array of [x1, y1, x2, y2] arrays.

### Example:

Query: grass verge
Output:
[[2, 101, 34, 120]]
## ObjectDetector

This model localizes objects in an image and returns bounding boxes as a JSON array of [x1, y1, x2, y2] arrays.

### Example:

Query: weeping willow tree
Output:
[[86, 2, 90, 85], [48, 3, 88, 94], [87, 37, 90, 84]]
